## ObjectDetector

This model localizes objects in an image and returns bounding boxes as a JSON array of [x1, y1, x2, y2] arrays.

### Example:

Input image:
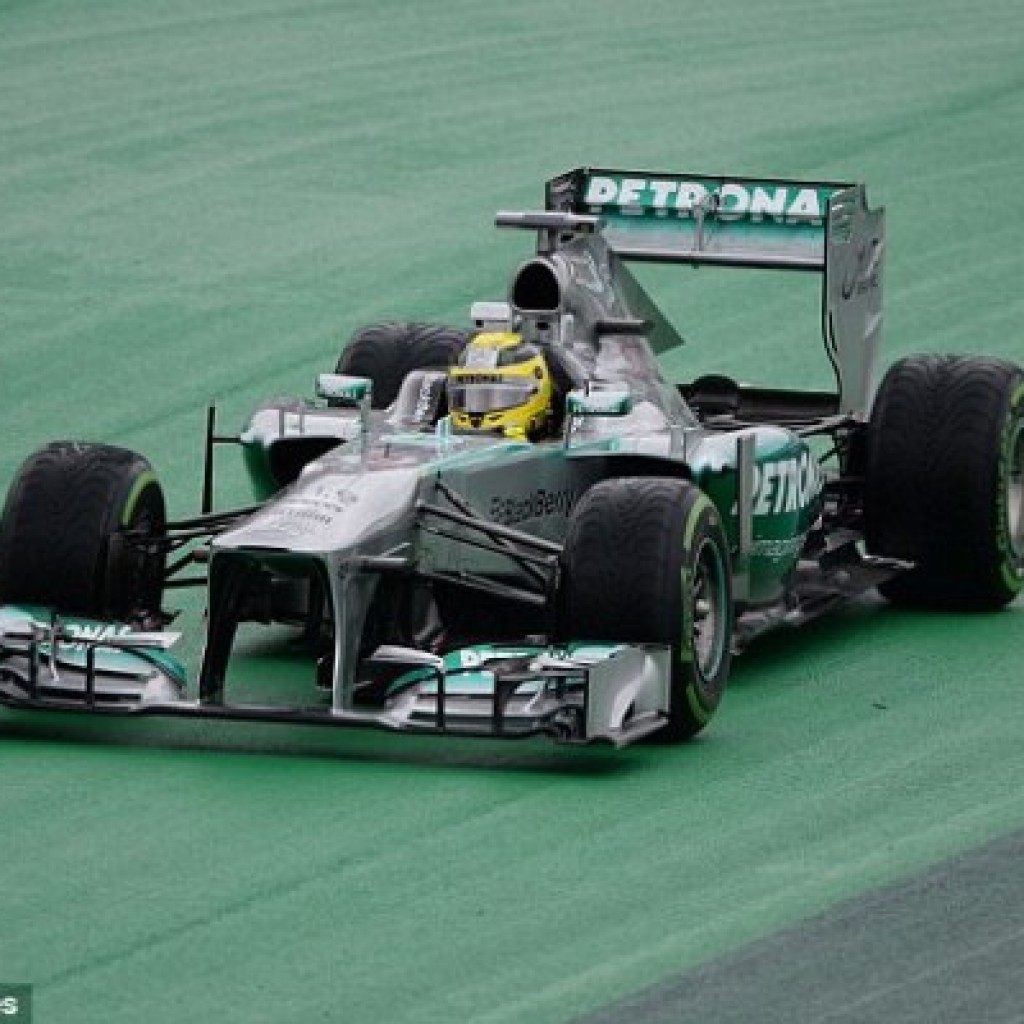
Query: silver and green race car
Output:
[[1, 168, 1021, 747]]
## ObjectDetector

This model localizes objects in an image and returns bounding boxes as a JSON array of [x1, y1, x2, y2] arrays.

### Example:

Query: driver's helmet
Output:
[[448, 331, 555, 440]]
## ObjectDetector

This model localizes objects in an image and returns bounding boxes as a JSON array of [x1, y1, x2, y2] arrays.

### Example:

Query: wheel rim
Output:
[[1008, 420, 1024, 560], [691, 536, 728, 679]]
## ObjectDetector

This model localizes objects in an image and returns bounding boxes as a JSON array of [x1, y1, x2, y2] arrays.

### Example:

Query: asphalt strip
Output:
[[578, 828, 1024, 1024]]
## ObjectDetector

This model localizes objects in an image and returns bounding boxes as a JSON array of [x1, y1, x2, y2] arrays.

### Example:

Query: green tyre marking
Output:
[[678, 494, 711, 664], [682, 491, 713, 551], [120, 469, 157, 527]]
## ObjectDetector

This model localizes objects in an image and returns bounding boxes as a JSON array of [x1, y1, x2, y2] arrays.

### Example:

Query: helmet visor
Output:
[[449, 380, 538, 414]]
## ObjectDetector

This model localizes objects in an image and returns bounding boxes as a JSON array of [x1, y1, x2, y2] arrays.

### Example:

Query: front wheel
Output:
[[0, 441, 167, 623], [558, 477, 733, 742]]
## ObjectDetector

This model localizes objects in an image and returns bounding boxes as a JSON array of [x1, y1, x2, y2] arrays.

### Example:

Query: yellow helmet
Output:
[[448, 332, 555, 440]]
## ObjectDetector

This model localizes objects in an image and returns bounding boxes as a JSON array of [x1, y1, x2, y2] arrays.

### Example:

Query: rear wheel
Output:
[[558, 477, 733, 742], [865, 354, 1024, 609], [335, 322, 469, 408], [0, 442, 167, 622]]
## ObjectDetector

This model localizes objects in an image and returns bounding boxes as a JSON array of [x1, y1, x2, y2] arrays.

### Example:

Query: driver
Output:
[[448, 332, 558, 440]]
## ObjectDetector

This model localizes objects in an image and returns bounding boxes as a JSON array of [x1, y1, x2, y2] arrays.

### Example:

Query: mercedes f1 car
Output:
[[1, 168, 1021, 747]]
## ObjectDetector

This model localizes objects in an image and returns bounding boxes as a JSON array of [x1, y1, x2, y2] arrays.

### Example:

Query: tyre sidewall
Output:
[[994, 376, 1024, 597], [101, 459, 166, 619], [668, 489, 733, 740]]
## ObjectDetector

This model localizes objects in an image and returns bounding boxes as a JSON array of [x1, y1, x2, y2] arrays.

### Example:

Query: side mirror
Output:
[[565, 387, 633, 417], [316, 374, 373, 405], [563, 387, 633, 449], [316, 375, 373, 460]]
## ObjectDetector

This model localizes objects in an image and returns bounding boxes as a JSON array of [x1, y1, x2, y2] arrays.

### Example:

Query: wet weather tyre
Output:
[[558, 477, 733, 743], [0, 442, 167, 622], [335, 322, 469, 408], [864, 354, 1024, 609]]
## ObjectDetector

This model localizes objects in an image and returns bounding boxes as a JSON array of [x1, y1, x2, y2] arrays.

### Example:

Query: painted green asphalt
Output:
[[1, 1, 1023, 1021]]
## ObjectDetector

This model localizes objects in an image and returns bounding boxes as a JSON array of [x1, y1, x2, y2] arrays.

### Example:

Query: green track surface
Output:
[[1, 2, 1023, 1021]]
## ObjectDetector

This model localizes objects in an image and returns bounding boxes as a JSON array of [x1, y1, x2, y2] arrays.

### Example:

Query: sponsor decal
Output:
[[840, 239, 883, 300], [583, 175, 834, 225], [752, 451, 822, 517], [390, 646, 539, 699], [60, 622, 132, 653], [260, 487, 359, 534], [567, 249, 606, 296], [749, 535, 807, 561], [449, 647, 537, 669], [489, 487, 576, 526]]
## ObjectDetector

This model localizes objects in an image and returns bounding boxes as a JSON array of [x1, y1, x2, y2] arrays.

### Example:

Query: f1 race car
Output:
[[0, 168, 1021, 747]]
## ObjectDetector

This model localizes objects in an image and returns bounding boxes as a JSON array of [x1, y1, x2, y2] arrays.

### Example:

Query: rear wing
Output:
[[546, 168, 856, 270], [546, 167, 885, 415]]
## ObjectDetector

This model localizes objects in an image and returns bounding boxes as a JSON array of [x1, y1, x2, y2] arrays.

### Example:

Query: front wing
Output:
[[0, 610, 671, 748]]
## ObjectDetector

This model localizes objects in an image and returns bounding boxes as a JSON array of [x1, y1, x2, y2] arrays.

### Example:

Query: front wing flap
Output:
[[373, 642, 672, 746], [0, 609, 671, 748]]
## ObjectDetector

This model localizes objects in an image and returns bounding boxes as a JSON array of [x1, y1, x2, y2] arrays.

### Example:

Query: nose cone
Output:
[[215, 461, 422, 557]]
